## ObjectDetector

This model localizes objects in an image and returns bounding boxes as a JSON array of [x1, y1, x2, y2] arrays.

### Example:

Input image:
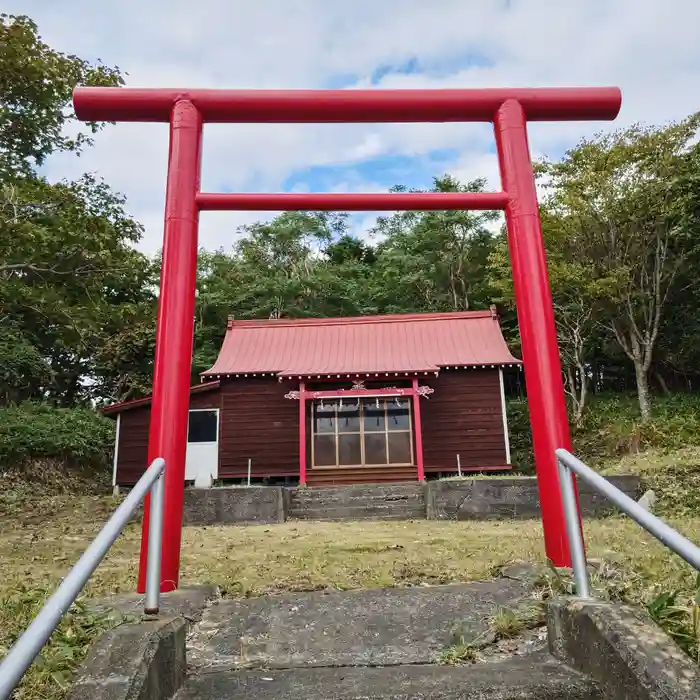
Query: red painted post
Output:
[[137, 100, 203, 593], [494, 99, 575, 567], [299, 381, 307, 486], [411, 378, 425, 481]]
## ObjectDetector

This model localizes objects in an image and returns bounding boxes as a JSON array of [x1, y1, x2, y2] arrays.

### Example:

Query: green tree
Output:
[[371, 175, 499, 314], [0, 175, 156, 404], [488, 210, 612, 425], [0, 14, 156, 407], [538, 115, 700, 421], [325, 234, 376, 266], [226, 211, 346, 319], [192, 249, 243, 378], [652, 137, 700, 391], [0, 325, 52, 404], [0, 14, 123, 178]]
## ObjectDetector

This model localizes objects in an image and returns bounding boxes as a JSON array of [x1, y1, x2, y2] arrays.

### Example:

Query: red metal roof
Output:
[[203, 310, 520, 379], [101, 380, 220, 415]]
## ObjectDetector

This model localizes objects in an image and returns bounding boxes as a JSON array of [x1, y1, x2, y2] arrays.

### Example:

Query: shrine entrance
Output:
[[73, 85, 622, 593]]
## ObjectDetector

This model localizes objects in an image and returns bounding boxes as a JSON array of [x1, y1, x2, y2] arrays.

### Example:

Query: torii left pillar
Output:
[[137, 101, 202, 592]]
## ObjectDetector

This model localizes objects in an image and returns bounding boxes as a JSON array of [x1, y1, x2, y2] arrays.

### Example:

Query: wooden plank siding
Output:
[[115, 389, 221, 485], [219, 377, 299, 479], [113, 370, 509, 486], [421, 369, 508, 473]]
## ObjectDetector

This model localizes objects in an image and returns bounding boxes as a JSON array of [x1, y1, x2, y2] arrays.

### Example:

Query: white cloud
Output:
[[14, 0, 700, 252]]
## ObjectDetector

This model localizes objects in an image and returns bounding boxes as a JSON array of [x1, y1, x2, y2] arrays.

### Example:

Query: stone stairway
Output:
[[175, 572, 601, 700], [73, 563, 700, 699], [287, 482, 426, 521]]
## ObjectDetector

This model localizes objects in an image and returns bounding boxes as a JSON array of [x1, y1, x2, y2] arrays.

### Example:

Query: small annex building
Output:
[[105, 309, 521, 488]]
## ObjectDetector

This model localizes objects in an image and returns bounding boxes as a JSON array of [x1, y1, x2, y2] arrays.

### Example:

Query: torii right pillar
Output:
[[494, 99, 574, 565]]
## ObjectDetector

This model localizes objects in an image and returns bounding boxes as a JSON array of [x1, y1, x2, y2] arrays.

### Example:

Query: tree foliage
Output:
[[0, 171, 157, 405], [536, 116, 700, 421], [0, 401, 114, 465], [371, 175, 498, 314], [0, 13, 156, 411], [0, 14, 123, 178]]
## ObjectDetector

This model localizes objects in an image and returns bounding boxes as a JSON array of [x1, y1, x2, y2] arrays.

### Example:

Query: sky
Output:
[[11, 0, 700, 253]]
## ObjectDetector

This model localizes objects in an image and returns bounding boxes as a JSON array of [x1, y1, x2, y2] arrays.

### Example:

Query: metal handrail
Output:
[[0, 457, 166, 700], [556, 448, 700, 599]]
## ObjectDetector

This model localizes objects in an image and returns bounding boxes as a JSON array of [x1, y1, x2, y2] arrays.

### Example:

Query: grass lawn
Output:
[[3, 498, 700, 602], [2, 455, 700, 698]]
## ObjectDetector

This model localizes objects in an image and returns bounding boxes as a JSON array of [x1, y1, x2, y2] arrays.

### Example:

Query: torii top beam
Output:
[[73, 86, 622, 124]]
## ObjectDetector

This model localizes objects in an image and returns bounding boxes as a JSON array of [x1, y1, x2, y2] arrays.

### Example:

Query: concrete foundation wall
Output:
[[183, 486, 285, 525], [425, 475, 640, 520], [179, 475, 640, 525]]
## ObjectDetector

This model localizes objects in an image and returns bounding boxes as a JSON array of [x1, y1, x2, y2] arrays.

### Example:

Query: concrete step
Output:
[[179, 574, 601, 699], [176, 655, 601, 700], [288, 483, 426, 521], [293, 483, 425, 498], [291, 493, 426, 506], [291, 508, 426, 522], [186, 579, 536, 672], [291, 494, 426, 507]]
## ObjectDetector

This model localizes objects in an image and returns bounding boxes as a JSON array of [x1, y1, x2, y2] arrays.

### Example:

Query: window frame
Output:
[[187, 408, 220, 444], [310, 397, 414, 469]]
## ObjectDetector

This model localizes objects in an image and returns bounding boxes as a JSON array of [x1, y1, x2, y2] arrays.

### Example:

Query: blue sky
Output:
[[11, 0, 700, 251], [282, 149, 462, 194]]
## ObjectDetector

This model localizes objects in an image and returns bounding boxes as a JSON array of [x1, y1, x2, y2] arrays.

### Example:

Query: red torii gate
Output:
[[73, 86, 622, 593]]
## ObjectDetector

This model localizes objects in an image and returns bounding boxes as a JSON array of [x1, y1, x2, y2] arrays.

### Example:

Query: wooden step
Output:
[[306, 465, 418, 487]]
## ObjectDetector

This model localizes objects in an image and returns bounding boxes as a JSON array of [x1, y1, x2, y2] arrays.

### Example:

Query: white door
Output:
[[185, 409, 219, 488]]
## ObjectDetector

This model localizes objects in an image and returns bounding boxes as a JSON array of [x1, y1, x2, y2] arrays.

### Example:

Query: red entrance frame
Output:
[[73, 86, 621, 593], [284, 380, 434, 484]]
